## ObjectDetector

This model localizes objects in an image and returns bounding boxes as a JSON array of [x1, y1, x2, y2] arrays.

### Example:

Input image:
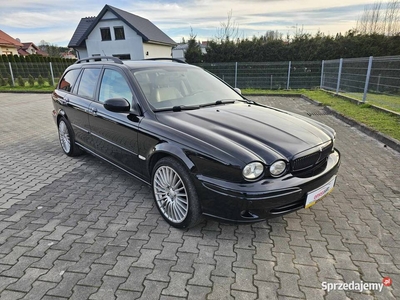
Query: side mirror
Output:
[[104, 98, 130, 112], [234, 87, 242, 94]]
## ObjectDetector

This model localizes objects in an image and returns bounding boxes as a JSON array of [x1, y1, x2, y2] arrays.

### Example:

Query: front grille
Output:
[[292, 141, 333, 172]]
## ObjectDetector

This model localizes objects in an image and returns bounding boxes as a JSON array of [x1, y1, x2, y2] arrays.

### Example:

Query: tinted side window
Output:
[[59, 69, 80, 92], [99, 69, 133, 105], [77, 68, 101, 99]]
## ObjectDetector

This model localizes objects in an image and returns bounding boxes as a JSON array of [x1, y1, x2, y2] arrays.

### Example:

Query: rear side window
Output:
[[77, 68, 101, 99], [58, 69, 80, 92]]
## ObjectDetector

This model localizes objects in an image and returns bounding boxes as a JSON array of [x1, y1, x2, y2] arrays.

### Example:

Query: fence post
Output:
[[234, 62, 238, 88], [362, 56, 373, 103], [336, 58, 343, 94], [49, 62, 55, 86], [8, 62, 15, 86], [286, 61, 291, 90], [270, 75, 273, 90], [320, 60, 325, 88]]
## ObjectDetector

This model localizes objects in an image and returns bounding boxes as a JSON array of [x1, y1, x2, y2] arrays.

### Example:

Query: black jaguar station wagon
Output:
[[52, 57, 340, 228]]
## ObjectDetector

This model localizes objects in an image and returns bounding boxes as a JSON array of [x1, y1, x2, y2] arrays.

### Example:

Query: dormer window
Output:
[[114, 27, 125, 40], [100, 28, 111, 41]]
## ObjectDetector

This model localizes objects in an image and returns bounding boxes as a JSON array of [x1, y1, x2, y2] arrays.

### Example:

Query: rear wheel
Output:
[[152, 157, 203, 228], [58, 117, 83, 156]]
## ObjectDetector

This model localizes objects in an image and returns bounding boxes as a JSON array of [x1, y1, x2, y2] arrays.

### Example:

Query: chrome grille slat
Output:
[[292, 142, 333, 172]]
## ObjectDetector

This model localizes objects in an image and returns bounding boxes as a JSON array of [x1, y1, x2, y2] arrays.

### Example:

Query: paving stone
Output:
[[146, 259, 175, 282], [162, 271, 192, 297], [130, 249, 160, 269], [140, 280, 168, 299], [1, 256, 39, 278], [89, 275, 126, 300], [233, 248, 256, 269], [188, 263, 214, 287], [7, 267, 48, 292], [1, 95, 400, 300], [70, 285, 98, 300], [231, 267, 257, 292], [212, 255, 235, 277], [77, 264, 113, 287], [47, 272, 86, 298], [254, 259, 278, 282], [171, 252, 196, 274], [156, 242, 180, 261], [276, 272, 305, 298], [106, 255, 138, 277], [39, 260, 76, 283], [119, 267, 152, 292], [254, 280, 279, 300], [208, 276, 234, 299], [0, 290, 26, 300], [23, 280, 57, 300]]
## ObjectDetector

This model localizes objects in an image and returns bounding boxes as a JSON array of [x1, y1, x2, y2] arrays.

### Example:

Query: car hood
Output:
[[155, 102, 333, 164]]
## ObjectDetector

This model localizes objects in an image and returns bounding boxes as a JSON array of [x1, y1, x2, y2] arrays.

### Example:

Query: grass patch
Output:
[[0, 85, 54, 92], [243, 89, 400, 141]]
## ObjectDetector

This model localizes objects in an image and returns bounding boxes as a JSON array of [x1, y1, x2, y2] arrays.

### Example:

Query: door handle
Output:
[[90, 107, 98, 116], [60, 97, 69, 105]]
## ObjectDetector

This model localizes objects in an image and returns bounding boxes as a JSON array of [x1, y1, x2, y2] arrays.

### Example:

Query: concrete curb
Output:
[[245, 93, 400, 153]]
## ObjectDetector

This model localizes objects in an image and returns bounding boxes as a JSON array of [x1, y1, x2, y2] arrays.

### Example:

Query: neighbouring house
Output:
[[60, 49, 77, 59], [68, 5, 176, 60], [18, 42, 48, 56], [172, 41, 208, 61], [0, 30, 23, 55]]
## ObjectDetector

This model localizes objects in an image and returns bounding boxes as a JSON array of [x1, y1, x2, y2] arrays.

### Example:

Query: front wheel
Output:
[[58, 117, 83, 157], [152, 157, 203, 228]]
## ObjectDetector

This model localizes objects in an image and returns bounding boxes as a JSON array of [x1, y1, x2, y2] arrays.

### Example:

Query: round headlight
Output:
[[270, 160, 287, 177], [243, 162, 264, 180]]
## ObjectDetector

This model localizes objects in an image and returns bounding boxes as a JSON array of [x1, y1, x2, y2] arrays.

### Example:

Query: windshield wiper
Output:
[[154, 105, 200, 112], [200, 99, 236, 108]]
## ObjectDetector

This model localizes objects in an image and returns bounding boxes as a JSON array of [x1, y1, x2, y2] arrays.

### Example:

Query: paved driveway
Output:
[[0, 93, 399, 300]]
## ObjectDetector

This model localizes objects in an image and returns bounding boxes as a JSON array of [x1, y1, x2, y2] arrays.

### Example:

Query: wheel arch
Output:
[[147, 142, 197, 178]]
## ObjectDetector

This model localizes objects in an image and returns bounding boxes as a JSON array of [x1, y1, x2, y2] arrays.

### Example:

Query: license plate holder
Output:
[[305, 175, 337, 208]]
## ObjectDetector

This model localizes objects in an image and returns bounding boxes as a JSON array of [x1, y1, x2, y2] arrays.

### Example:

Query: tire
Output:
[[152, 157, 203, 228], [57, 116, 83, 157]]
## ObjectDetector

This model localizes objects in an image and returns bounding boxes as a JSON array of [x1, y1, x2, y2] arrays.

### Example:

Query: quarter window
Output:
[[100, 28, 111, 41], [114, 27, 125, 40], [99, 69, 133, 105], [77, 69, 101, 99], [59, 69, 80, 92]]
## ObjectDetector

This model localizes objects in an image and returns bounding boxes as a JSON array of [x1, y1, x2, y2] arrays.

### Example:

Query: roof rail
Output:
[[74, 56, 123, 64], [144, 58, 187, 64]]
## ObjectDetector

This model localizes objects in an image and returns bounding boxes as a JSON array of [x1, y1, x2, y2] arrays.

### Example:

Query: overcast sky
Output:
[[0, 0, 374, 47]]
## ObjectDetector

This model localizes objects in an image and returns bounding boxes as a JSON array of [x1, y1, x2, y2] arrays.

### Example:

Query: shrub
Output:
[[17, 75, 25, 87], [7, 74, 12, 86], [37, 74, 44, 86], [28, 74, 35, 87], [47, 72, 53, 86], [0, 75, 4, 86]]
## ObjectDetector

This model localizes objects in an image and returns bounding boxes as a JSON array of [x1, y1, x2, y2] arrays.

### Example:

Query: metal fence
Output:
[[321, 56, 400, 112], [198, 61, 322, 90], [198, 56, 400, 113], [0, 61, 73, 86], [1, 56, 399, 112]]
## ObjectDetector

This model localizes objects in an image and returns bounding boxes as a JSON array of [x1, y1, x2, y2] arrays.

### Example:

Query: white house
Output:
[[68, 5, 176, 60], [172, 42, 208, 61]]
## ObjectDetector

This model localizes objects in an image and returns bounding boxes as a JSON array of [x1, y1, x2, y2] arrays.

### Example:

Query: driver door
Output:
[[88, 68, 142, 175]]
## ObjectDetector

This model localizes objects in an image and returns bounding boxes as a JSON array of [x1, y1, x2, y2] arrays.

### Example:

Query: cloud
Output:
[[0, 0, 371, 46]]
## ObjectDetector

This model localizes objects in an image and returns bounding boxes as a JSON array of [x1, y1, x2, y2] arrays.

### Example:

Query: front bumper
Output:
[[196, 150, 341, 223]]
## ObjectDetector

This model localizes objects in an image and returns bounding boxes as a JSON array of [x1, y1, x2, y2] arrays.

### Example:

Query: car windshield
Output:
[[132, 66, 244, 110]]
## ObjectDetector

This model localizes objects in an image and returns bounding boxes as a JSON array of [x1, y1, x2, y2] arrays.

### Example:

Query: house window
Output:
[[114, 27, 125, 40], [100, 28, 111, 41]]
